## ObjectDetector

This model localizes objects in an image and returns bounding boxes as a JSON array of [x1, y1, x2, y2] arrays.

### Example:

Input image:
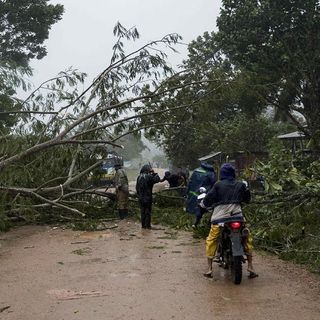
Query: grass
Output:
[[147, 245, 166, 249], [71, 247, 92, 255]]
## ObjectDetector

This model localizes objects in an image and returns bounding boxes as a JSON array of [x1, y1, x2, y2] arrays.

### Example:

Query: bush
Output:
[[248, 149, 320, 273]]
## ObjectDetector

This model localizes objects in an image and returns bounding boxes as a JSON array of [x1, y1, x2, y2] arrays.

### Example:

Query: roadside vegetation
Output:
[[246, 146, 320, 273]]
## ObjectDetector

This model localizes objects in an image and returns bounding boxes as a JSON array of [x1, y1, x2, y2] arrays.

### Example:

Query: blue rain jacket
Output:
[[186, 162, 215, 216]]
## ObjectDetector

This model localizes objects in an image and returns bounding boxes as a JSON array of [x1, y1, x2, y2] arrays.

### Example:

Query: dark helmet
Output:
[[220, 163, 236, 180]]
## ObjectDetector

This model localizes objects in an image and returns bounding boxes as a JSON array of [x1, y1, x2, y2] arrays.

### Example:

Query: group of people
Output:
[[114, 163, 187, 228], [113, 164, 188, 226], [186, 161, 258, 278], [113, 161, 258, 278]]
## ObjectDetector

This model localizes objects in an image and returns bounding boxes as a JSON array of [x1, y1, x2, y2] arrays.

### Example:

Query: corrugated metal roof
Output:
[[198, 151, 222, 161], [277, 131, 306, 139]]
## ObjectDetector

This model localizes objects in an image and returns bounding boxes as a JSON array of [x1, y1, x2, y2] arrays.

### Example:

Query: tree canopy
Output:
[[217, 0, 320, 147], [0, 0, 64, 133], [138, 0, 320, 166], [140, 31, 287, 166], [0, 0, 64, 67]]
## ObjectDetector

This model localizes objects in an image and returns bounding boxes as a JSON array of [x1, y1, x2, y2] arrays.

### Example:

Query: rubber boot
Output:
[[119, 209, 125, 220], [192, 216, 201, 228], [122, 209, 128, 218]]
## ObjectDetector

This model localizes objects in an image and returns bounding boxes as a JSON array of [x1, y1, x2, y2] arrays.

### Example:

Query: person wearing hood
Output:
[[201, 163, 258, 278], [136, 164, 161, 229], [160, 171, 180, 188], [114, 162, 129, 219], [186, 162, 216, 227]]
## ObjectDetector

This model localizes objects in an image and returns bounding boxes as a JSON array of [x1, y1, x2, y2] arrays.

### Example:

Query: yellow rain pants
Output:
[[206, 224, 253, 258]]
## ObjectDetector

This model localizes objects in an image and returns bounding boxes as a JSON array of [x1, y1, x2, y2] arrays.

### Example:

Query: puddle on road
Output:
[[47, 289, 108, 300], [78, 232, 113, 241], [157, 235, 178, 240], [109, 272, 141, 278]]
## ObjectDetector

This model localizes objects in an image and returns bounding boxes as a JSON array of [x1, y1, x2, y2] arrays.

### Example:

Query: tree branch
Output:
[[0, 186, 86, 216], [0, 110, 58, 115], [112, 122, 177, 141], [55, 139, 124, 148]]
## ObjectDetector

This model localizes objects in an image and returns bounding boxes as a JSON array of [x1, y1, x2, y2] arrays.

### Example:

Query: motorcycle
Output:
[[198, 187, 249, 285], [215, 220, 249, 285]]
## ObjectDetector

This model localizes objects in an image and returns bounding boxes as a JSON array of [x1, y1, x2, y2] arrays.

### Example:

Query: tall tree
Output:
[[141, 32, 272, 166], [0, 0, 64, 132], [217, 0, 320, 148], [0, 0, 64, 67]]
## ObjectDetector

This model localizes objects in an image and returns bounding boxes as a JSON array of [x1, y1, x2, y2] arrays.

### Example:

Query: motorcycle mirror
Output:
[[199, 187, 206, 193], [242, 180, 248, 188]]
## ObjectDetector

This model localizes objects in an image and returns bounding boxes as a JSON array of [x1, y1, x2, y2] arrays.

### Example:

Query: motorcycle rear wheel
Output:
[[231, 256, 242, 285]]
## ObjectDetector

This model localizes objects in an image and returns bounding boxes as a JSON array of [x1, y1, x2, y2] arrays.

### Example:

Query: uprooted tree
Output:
[[0, 23, 218, 222]]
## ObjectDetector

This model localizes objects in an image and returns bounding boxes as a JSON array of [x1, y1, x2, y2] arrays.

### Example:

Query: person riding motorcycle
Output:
[[201, 163, 258, 278]]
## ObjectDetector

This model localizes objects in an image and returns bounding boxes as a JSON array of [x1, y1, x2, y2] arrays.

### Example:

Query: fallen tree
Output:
[[0, 23, 221, 223]]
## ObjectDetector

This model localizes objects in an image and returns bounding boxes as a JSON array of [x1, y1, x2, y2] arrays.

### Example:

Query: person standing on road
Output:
[[136, 164, 160, 229], [114, 163, 129, 220]]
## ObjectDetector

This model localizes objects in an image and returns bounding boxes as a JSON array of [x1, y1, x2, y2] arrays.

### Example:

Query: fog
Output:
[[27, 1, 222, 163], [30, 0, 222, 86]]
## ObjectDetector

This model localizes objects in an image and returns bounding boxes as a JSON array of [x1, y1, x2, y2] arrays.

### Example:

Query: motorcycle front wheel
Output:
[[231, 256, 242, 285]]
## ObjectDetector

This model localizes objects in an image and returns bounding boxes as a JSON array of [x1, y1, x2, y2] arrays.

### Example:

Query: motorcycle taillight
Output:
[[229, 222, 242, 229]]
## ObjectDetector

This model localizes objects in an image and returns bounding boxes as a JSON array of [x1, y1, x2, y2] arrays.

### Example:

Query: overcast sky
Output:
[[30, 0, 222, 87]]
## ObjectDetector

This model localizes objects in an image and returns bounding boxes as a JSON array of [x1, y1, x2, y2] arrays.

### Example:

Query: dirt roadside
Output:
[[0, 222, 319, 320]]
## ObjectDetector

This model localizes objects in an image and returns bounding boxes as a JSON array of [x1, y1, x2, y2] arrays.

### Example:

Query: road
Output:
[[0, 223, 319, 320]]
